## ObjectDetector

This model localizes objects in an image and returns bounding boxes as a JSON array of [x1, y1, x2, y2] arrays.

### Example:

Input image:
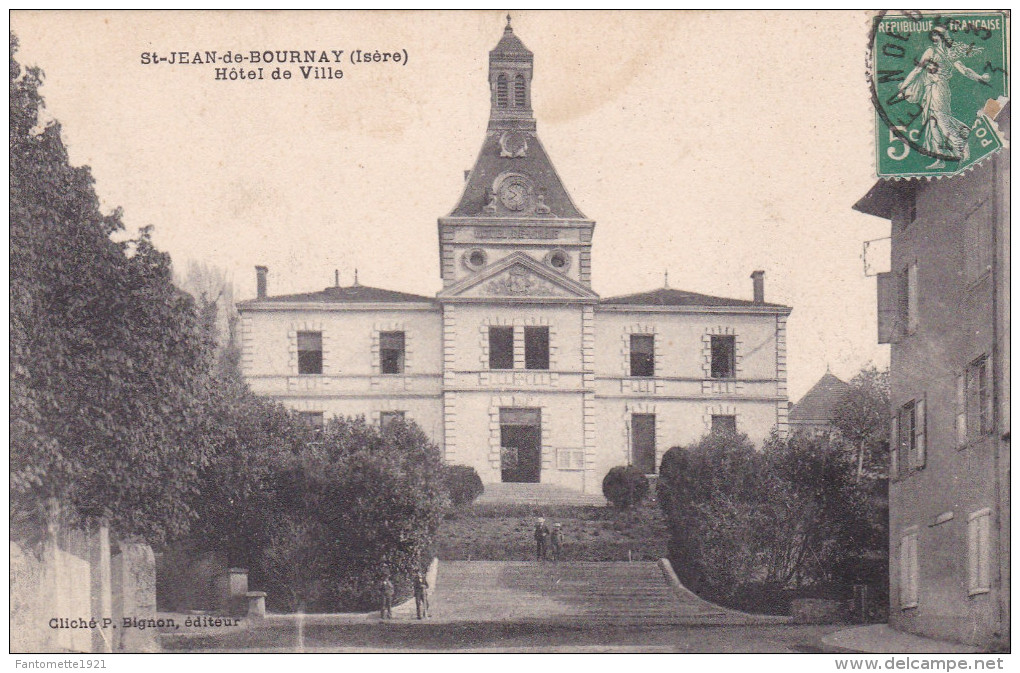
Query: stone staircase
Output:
[[432, 561, 748, 626], [475, 483, 607, 507]]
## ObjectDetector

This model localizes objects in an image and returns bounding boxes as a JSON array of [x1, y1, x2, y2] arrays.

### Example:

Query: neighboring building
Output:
[[788, 370, 850, 434], [238, 20, 792, 495], [853, 107, 1009, 648]]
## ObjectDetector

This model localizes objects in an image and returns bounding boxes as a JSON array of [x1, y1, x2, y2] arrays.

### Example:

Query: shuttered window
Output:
[[899, 530, 919, 609], [968, 509, 991, 595], [514, 74, 526, 107], [489, 327, 514, 370], [956, 373, 968, 448], [913, 397, 926, 468], [877, 271, 898, 344], [496, 74, 508, 107], [524, 327, 550, 370]]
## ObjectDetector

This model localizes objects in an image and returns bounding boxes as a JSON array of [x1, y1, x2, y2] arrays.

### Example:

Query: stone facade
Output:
[[854, 108, 1010, 648], [238, 20, 792, 495]]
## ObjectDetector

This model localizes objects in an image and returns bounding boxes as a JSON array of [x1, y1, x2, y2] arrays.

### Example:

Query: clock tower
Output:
[[437, 16, 596, 292]]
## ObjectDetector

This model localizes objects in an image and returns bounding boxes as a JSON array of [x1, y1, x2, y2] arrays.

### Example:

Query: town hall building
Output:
[[237, 20, 793, 495]]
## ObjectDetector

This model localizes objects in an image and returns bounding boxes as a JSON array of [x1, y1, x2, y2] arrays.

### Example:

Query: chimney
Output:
[[255, 265, 268, 299], [751, 270, 765, 304]]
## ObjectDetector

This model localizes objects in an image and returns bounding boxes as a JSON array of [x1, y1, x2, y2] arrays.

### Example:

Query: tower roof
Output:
[[490, 16, 532, 61]]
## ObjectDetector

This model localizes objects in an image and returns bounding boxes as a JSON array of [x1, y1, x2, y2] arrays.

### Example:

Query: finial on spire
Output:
[[663, 269, 670, 289], [354, 268, 359, 286], [335, 269, 340, 287], [506, 13, 512, 29]]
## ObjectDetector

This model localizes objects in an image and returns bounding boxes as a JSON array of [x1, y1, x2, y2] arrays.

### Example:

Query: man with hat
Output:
[[534, 517, 550, 561], [550, 522, 564, 562]]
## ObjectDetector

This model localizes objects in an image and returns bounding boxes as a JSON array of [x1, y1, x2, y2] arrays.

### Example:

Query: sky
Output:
[[10, 10, 892, 401]]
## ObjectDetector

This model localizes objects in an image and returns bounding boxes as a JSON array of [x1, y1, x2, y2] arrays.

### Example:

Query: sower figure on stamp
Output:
[[379, 572, 394, 620], [413, 570, 429, 619], [550, 522, 563, 562], [534, 517, 550, 561]]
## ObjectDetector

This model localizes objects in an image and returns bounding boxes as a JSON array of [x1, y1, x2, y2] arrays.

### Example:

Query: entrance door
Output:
[[500, 408, 541, 483], [631, 413, 656, 475]]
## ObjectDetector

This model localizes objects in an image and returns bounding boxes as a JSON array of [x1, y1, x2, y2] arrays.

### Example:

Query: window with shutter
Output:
[[914, 397, 926, 468], [956, 374, 968, 448], [513, 74, 526, 107], [907, 262, 919, 333], [968, 509, 991, 595], [890, 415, 899, 480], [900, 530, 919, 608], [496, 74, 508, 108], [710, 335, 736, 379], [877, 272, 898, 343]]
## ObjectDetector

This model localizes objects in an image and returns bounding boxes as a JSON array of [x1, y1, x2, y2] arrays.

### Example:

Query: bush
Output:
[[602, 466, 650, 510], [444, 465, 484, 507], [252, 416, 450, 612]]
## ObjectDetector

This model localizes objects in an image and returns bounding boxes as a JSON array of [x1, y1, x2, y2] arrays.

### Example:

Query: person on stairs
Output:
[[534, 517, 550, 561], [379, 571, 394, 620], [413, 570, 430, 619], [550, 522, 564, 562]]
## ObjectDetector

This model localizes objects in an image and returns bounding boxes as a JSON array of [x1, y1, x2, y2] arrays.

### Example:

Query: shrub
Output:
[[602, 466, 650, 510], [444, 464, 484, 507]]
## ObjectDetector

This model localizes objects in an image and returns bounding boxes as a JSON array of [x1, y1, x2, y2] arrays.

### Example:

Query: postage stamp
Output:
[[870, 10, 1009, 179]]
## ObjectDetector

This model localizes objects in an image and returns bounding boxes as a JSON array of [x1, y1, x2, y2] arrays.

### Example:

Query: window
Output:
[[711, 415, 737, 435], [556, 448, 585, 471], [524, 326, 549, 370], [968, 509, 991, 595], [963, 202, 992, 282], [496, 74, 508, 108], [298, 411, 324, 433], [956, 373, 968, 448], [899, 190, 917, 230], [489, 326, 514, 370], [907, 262, 919, 333], [380, 331, 405, 374], [513, 74, 526, 107], [899, 530, 919, 609], [967, 356, 992, 439], [380, 411, 405, 429], [297, 331, 323, 375], [710, 335, 736, 379], [896, 399, 926, 470], [629, 334, 654, 377]]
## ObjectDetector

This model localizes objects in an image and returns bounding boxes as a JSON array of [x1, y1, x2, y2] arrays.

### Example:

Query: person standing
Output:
[[550, 522, 564, 562], [379, 573, 394, 620], [534, 517, 550, 561], [413, 570, 429, 619]]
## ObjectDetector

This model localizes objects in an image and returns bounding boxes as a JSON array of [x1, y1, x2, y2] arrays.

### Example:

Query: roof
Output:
[[599, 287, 789, 310], [490, 22, 532, 61], [789, 371, 851, 424], [447, 131, 587, 219], [238, 284, 435, 308]]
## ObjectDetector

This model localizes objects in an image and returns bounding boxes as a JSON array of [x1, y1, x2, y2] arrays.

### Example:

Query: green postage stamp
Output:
[[870, 11, 1009, 179]]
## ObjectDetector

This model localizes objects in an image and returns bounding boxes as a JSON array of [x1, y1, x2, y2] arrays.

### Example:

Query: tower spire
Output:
[[488, 15, 534, 129]]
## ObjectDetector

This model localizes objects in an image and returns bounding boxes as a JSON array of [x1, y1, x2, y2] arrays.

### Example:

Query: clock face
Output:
[[499, 178, 530, 211]]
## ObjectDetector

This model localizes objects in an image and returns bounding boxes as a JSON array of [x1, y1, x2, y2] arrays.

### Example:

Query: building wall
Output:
[[886, 154, 1008, 648], [239, 306, 445, 444], [239, 301, 790, 494]]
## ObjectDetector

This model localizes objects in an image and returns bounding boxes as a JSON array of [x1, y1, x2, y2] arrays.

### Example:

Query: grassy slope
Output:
[[436, 494, 668, 562]]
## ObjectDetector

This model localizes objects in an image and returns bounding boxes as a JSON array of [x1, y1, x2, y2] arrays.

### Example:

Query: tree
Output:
[[175, 260, 242, 383], [11, 35, 216, 544], [832, 366, 890, 481]]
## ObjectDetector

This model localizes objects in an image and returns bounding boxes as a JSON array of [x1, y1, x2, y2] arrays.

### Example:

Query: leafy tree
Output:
[[602, 465, 650, 510], [176, 260, 242, 383], [658, 429, 885, 611], [10, 34, 215, 544], [832, 365, 890, 481]]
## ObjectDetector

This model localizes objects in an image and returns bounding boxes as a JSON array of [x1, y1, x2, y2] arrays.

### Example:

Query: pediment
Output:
[[438, 253, 599, 302]]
